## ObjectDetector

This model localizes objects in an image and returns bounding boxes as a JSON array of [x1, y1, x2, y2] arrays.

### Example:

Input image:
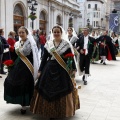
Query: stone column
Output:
[[0, 0, 5, 35], [5, 0, 14, 37], [50, 6, 55, 29], [64, 12, 69, 31]]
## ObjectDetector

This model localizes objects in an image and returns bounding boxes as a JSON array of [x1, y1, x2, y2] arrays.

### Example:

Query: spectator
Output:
[[0, 28, 10, 74], [39, 31, 46, 58]]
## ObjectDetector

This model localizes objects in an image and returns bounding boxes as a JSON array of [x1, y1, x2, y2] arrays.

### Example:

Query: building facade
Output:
[[77, 0, 109, 32], [77, 0, 86, 29], [86, 0, 108, 31], [110, 0, 120, 33], [0, 0, 80, 37]]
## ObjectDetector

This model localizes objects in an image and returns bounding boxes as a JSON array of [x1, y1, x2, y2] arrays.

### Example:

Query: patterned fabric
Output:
[[18, 40, 32, 56], [30, 88, 80, 118], [44, 39, 70, 60], [69, 36, 78, 46]]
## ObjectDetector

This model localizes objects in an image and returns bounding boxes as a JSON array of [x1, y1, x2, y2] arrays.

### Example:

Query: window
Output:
[[14, 4, 23, 16], [39, 11, 46, 31], [88, 4, 91, 9], [94, 21, 95, 27], [56, 15, 62, 25], [14, 4, 24, 33], [94, 12, 96, 17], [96, 21, 99, 27], [95, 4, 97, 10]]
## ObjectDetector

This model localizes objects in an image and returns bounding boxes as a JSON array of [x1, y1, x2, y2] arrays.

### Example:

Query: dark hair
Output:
[[0, 29, 3, 35], [40, 31, 44, 35], [18, 26, 29, 35], [67, 27, 73, 32], [52, 25, 62, 33], [8, 31, 16, 36], [112, 32, 117, 37]]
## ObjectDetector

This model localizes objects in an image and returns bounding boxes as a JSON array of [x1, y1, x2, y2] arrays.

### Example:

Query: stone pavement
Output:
[[0, 58, 120, 120]]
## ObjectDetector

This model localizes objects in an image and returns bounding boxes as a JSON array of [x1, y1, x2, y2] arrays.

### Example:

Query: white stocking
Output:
[[103, 56, 106, 62], [85, 74, 88, 81]]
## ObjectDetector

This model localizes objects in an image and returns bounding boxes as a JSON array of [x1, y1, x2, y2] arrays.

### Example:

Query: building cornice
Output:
[[87, 0, 104, 4], [51, 0, 80, 12]]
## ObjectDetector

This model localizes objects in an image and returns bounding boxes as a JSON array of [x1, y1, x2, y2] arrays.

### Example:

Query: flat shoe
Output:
[[20, 109, 26, 115], [84, 81, 87, 85]]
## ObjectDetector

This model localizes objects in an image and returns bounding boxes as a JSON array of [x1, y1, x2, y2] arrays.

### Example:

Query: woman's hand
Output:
[[37, 71, 41, 79], [80, 49, 84, 54]]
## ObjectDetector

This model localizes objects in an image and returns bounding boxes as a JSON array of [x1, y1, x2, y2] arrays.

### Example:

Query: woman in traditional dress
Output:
[[111, 32, 119, 55], [90, 31, 99, 63], [30, 25, 80, 120], [67, 27, 78, 46], [4, 26, 40, 114]]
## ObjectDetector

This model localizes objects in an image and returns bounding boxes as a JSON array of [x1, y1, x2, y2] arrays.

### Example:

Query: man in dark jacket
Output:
[[76, 27, 96, 85], [0, 28, 10, 74], [0, 36, 4, 78], [98, 30, 116, 65]]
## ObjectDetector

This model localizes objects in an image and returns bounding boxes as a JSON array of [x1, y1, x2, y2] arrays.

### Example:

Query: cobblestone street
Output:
[[0, 58, 120, 120]]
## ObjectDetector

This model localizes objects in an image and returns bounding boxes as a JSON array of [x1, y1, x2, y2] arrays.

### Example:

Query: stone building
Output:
[[0, 0, 80, 37], [77, 0, 109, 32], [110, 0, 120, 33]]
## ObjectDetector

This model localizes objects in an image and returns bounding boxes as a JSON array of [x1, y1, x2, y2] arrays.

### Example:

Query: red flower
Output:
[[115, 44, 119, 47], [3, 60, 14, 67], [9, 46, 14, 52], [64, 53, 74, 58]]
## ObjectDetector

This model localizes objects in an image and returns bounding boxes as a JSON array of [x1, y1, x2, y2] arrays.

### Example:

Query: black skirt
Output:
[[35, 60, 73, 102], [4, 57, 34, 106]]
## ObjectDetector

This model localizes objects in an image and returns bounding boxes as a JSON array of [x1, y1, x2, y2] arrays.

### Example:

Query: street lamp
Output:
[[27, 0, 38, 29]]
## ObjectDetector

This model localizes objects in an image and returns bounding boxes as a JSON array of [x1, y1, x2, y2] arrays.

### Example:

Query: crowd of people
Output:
[[0, 25, 119, 120]]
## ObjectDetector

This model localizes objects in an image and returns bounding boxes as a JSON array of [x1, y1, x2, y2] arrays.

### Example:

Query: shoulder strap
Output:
[[52, 50, 69, 74], [15, 41, 34, 76], [16, 51, 34, 76], [47, 40, 70, 74]]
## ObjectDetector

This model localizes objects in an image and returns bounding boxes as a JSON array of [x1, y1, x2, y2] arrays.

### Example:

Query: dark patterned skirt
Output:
[[30, 88, 80, 118]]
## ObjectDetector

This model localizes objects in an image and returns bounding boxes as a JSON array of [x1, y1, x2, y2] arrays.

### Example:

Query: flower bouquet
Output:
[[3, 60, 14, 72]]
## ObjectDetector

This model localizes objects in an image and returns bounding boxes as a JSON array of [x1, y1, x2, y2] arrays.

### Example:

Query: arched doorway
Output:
[[56, 15, 62, 26], [14, 4, 24, 33], [39, 11, 46, 32], [68, 18, 73, 27]]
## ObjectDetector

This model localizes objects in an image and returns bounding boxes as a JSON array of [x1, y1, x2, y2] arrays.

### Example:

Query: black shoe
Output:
[[103, 62, 106, 65], [82, 75, 85, 81], [20, 109, 26, 115], [100, 60, 103, 63], [84, 80, 87, 85]]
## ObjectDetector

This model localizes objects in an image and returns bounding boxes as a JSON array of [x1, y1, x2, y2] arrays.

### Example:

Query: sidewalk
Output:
[[0, 58, 120, 120]]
